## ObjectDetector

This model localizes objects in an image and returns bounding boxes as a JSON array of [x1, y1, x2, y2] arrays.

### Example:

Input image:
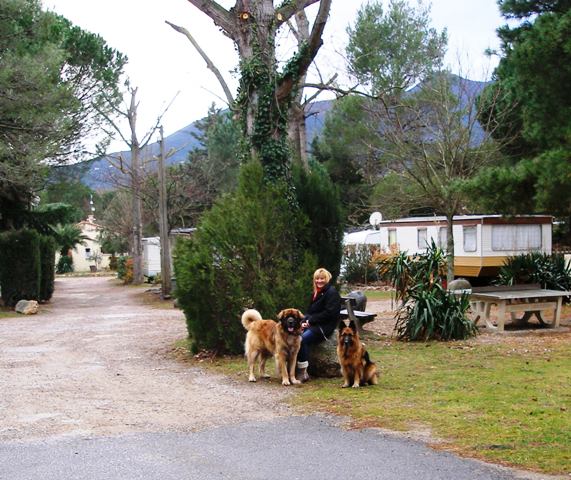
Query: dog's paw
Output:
[[248, 376, 257, 382], [290, 378, 301, 385], [341, 383, 350, 388], [262, 373, 271, 378], [282, 379, 291, 386], [352, 383, 360, 388]]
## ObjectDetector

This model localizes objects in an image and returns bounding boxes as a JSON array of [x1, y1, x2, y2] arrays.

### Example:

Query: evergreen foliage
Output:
[[378, 241, 476, 340], [293, 160, 344, 281], [39, 235, 56, 302], [341, 246, 379, 284], [346, 0, 447, 95], [56, 255, 73, 274], [474, 1, 571, 218], [174, 161, 317, 354], [496, 252, 571, 292], [0, 0, 125, 229], [53, 223, 88, 256], [0, 229, 41, 307]]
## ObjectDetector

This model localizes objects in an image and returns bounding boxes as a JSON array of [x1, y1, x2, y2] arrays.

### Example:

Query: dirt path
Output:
[[0, 276, 292, 441]]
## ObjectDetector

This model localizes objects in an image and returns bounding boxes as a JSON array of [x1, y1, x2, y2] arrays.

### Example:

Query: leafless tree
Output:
[[97, 85, 171, 284], [365, 73, 515, 280]]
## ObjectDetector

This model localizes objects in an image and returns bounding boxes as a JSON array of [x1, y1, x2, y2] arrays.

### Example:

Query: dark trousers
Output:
[[297, 328, 325, 363]]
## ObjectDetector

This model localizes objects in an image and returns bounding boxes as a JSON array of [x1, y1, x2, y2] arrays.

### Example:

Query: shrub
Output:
[[122, 258, 134, 284], [56, 255, 73, 274], [174, 160, 317, 354], [293, 160, 344, 281], [394, 283, 476, 341], [378, 241, 476, 341], [341, 245, 378, 284], [116, 256, 132, 282], [39, 235, 56, 302], [0, 229, 41, 307], [108, 254, 118, 271], [496, 252, 571, 292]]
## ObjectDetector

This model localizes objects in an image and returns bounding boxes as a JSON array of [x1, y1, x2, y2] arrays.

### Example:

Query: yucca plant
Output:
[[379, 240, 476, 341], [497, 252, 571, 292]]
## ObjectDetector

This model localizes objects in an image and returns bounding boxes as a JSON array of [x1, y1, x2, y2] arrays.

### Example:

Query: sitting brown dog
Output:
[[337, 320, 378, 388]]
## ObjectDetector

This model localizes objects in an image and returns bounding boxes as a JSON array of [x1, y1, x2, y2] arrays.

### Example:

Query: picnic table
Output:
[[462, 284, 571, 332]]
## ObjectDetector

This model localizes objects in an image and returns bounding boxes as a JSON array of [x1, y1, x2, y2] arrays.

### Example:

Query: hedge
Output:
[[0, 229, 41, 307]]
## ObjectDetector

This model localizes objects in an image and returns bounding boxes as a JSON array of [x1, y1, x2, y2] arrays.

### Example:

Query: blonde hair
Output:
[[313, 268, 332, 291]]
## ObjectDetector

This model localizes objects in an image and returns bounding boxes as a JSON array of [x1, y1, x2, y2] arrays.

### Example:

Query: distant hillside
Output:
[[72, 99, 333, 190], [65, 76, 488, 190]]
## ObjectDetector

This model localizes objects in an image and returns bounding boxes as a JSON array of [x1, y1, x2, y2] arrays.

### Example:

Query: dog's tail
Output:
[[241, 309, 262, 331], [362, 349, 379, 385], [363, 350, 371, 364]]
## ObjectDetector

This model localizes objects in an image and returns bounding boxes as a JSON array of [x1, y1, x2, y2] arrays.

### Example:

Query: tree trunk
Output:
[[129, 90, 144, 285], [158, 127, 172, 298], [130, 143, 144, 285], [184, 0, 331, 182]]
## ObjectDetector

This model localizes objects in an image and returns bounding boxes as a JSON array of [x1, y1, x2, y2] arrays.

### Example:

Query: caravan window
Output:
[[438, 227, 447, 250], [388, 229, 397, 247], [417, 228, 428, 249], [463, 226, 477, 252], [492, 225, 542, 251]]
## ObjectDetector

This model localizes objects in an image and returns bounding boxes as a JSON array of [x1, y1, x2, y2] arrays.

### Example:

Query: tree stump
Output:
[[308, 333, 341, 378]]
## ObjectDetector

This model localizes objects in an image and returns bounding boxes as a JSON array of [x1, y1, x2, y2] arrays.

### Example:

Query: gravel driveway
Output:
[[0, 276, 292, 441]]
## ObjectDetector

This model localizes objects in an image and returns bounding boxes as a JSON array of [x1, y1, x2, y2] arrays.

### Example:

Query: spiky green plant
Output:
[[379, 240, 476, 341], [497, 252, 571, 292]]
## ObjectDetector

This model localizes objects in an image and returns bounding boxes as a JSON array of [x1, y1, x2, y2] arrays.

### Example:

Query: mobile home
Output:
[[344, 215, 552, 278], [142, 237, 161, 277]]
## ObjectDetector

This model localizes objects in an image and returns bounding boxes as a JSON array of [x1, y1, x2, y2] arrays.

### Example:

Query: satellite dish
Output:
[[369, 211, 383, 228]]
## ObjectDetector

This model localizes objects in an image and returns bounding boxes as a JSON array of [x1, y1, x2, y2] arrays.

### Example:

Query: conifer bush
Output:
[[293, 160, 344, 281], [0, 229, 41, 307], [39, 235, 56, 302], [174, 161, 317, 354]]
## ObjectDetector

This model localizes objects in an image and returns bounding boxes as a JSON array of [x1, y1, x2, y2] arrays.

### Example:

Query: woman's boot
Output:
[[296, 361, 310, 383]]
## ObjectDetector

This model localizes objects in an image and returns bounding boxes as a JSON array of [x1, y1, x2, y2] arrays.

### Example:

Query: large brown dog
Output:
[[241, 308, 304, 386], [337, 320, 378, 388]]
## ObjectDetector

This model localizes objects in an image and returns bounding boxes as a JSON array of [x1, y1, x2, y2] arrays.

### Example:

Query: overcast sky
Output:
[[43, 0, 505, 151]]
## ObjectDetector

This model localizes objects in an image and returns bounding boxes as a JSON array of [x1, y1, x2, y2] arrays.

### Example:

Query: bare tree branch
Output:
[[276, 0, 332, 102], [166, 21, 235, 106], [276, 0, 321, 26], [185, 0, 235, 37]]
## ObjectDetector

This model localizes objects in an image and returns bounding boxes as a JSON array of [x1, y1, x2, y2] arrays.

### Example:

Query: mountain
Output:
[[74, 99, 333, 190], [66, 75, 488, 190]]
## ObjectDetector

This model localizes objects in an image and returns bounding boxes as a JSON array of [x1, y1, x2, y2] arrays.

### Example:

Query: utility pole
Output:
[[158, 126, 172, 298]]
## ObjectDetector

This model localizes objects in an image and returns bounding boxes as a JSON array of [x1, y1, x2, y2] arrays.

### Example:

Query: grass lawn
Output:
[[0, 305, 18, 319], [188, 333, 571, 475], [341, 289, 394, 301]]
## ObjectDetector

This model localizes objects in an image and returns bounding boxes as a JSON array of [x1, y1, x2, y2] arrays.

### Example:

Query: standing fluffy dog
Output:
[[241, 308, 304, 386], [337, 320, 378, 388]]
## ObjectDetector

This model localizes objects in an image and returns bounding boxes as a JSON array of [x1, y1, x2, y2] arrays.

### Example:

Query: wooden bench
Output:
[[339, 296, 377, 333], [465, 284, 571, 332]]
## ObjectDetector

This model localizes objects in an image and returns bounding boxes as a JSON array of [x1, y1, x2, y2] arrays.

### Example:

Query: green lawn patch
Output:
[[341, 289, 394, 301], [0, 306, 17, 319], [181, 334, 571, 475], [293, 338, 571, 475]]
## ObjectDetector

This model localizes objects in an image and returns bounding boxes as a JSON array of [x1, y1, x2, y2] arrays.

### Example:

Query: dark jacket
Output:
[[305, 283, 341, 339]]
